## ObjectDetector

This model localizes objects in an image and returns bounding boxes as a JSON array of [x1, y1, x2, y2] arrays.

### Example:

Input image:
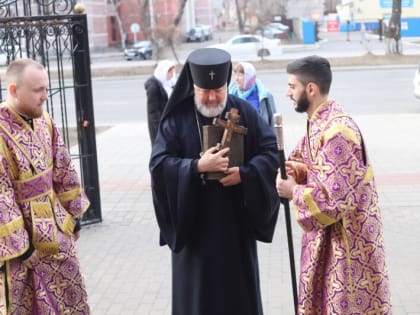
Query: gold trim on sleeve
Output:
[[57, 187, 83, 203], [0, 216, 25, 239], [303, 187, 336, 226]]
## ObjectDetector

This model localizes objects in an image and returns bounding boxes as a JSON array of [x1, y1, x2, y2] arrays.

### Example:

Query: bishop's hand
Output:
[[219, 166, 241, 186], [197, 146, 230, 173]]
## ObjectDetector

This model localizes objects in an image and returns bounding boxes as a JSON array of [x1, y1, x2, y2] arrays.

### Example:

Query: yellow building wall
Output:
[[338, 0, 420, 22]]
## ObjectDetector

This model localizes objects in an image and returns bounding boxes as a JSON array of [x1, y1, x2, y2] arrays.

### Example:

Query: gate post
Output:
[[72, 14, 102, 224]]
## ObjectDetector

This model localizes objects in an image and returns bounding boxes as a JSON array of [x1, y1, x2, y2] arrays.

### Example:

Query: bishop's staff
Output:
[[274, 114, 298, 315]]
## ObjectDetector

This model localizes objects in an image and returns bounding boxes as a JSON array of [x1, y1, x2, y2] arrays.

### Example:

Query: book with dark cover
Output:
[[202, 125, 244, 180]]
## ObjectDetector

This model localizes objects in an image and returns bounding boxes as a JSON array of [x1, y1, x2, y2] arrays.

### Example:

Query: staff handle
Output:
[[273, 113, 298, 315]]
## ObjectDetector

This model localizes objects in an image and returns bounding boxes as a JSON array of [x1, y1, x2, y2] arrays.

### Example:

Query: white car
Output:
[[414, 64, 420, 99], [209, 34, 282, 60]]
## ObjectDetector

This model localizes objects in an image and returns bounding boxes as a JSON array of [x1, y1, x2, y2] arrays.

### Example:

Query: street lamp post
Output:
[[378, 18, 383, 41]]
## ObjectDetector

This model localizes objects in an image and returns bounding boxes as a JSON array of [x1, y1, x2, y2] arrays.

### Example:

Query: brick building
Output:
[[81, 0, 216, 49]]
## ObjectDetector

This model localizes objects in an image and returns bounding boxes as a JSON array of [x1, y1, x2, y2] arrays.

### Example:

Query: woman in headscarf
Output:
[[229, 62, 277, 128], [145, 59, 177, 144]]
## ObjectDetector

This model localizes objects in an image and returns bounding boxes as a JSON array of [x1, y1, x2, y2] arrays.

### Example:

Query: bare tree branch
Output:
[[167, 0, 188, 63], [139, 0, 187, 62], [110, 0, 126, 49]]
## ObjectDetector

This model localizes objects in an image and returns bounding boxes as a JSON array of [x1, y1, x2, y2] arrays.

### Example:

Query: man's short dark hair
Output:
[[286, 55, 332, 95], [5, 58, 45, 87]]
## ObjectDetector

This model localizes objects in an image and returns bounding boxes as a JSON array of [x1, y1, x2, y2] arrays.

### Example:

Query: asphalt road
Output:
[[80, 66, 419, 126]]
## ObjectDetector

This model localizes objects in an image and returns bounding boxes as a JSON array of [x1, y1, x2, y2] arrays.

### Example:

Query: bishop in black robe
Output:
[[149, 48, 280, 315]]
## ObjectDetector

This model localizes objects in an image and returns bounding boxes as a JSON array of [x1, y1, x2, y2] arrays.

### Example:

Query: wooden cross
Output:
[[213, 108, 247, 151]]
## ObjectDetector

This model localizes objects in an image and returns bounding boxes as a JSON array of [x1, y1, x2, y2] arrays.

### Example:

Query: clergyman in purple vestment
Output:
[[276, 55, 392, 314], [0, 59, 90, 314]]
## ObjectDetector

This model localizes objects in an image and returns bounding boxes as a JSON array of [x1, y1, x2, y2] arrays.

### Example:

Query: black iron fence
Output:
[[0, 0, 102, 224]]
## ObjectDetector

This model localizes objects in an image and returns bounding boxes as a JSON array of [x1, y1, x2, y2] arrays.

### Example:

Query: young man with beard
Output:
[[276, 55, 392, 314], [149, 48, 280, 315], [0, 58, 90, 313]]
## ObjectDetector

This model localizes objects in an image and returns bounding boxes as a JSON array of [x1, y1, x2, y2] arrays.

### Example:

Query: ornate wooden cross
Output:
[[213, 108, 248, 152]]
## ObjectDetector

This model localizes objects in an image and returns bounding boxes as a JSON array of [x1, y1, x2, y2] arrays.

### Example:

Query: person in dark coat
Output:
[[149, 48, 280, 315], [144, 59, 176, 144]]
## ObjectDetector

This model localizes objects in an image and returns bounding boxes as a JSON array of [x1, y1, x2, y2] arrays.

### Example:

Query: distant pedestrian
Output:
[[276, 55, 392, 314], [229, 62, 277, 128], [360, 22, 370, 51], [360, 23, 366, 42], [144, 59, 177, 144]]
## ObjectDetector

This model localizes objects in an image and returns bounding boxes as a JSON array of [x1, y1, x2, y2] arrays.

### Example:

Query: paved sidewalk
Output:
[[76, 111, 420, 314]]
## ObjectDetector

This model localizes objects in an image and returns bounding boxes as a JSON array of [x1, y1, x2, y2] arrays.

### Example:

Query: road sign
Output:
[[130, 23, 140, 33]]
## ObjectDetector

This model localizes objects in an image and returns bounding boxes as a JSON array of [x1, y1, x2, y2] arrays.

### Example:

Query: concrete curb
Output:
[[2, 53, 416, 79]]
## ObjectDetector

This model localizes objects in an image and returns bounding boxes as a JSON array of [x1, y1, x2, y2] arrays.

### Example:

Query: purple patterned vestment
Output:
[[289, 100, 392, 315], [0, 103, 90, 314]]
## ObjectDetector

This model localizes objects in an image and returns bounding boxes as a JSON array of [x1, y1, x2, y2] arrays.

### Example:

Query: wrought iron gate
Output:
[[0, 0, 102, 224]]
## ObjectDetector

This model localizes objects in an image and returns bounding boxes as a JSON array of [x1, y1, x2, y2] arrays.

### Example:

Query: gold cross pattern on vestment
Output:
[[213, 108, 247, 153]]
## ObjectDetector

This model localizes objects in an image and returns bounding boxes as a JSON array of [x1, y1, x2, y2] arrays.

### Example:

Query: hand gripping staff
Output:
[[273, 114, 298, 315]]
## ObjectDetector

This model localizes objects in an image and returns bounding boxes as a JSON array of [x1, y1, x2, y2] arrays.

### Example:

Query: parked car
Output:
[[268, 23, 290, 40], [184, 26, 205, 42], [209, 34, 282, 59], [414, 63, 420, 99], [196, 24, 213, 40], [255, 25, 282, 39], [268, 22, 290, 32], [255, 23, 290, 40], [123, 40, 152, 60]]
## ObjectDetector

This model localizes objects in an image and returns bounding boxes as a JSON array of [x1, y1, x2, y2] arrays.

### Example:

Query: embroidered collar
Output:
[[309, 99, 331, 122]]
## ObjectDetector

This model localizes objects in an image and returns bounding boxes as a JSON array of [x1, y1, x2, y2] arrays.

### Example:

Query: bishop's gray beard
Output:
[[194, 94, 227, 118]]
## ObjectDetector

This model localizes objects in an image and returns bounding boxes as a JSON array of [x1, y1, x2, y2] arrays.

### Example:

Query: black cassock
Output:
[[150, 95, 280, 315]]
